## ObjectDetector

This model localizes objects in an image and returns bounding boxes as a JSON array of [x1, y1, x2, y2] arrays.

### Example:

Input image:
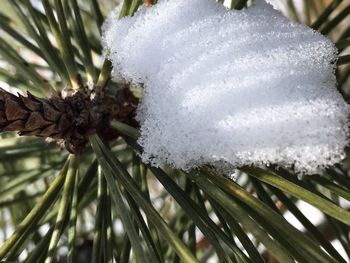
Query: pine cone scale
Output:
[[18, 129, 40, 136], [0, 89, 12, 101], [43, 102, 61, 121], [5, 99, 28, 121], [0, 112, 6, 125], [25, 112, 51, 130], [3, 120, 25, 131], [39, 124, 57, 137], [20, 94, 41, 111]]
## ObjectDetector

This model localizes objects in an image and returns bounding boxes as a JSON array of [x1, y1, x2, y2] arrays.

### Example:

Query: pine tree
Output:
[[0, 0, 349, 262]]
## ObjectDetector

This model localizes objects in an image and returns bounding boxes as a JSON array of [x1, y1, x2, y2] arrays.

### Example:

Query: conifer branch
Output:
[[0, 86, 139, 154]]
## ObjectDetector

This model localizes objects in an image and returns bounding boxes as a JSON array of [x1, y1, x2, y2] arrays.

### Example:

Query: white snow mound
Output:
[[104, 0, 350, 174]]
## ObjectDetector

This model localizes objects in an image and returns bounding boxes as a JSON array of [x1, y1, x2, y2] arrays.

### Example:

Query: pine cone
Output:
[[0, 86, 139, 154]]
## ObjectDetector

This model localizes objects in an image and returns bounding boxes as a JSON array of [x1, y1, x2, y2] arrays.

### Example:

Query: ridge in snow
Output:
[[103, 0, 350, 174]]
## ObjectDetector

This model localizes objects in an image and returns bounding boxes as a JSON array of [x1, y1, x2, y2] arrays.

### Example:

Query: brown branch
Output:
[[0, 86, 139, 154]]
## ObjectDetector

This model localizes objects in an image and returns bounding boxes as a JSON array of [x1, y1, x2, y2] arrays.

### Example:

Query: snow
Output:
[[103, 0, 350, 174]]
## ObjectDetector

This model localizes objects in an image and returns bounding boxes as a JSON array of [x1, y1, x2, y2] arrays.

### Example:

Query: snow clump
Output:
[[103, 0, 350, 174]]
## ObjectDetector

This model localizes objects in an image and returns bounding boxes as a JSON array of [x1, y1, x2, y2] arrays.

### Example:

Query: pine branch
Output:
[[0, 86, 139, 154]]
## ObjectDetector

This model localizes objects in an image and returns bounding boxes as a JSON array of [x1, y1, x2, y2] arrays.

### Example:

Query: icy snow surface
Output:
[[103, 0, 350, 173]]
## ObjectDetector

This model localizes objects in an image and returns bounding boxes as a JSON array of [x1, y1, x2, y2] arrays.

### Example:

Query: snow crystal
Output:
[[103, 0, 350, 174]]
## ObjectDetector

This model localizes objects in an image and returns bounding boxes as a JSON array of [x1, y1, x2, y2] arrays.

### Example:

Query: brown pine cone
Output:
[[0, 86, 139, 154]]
